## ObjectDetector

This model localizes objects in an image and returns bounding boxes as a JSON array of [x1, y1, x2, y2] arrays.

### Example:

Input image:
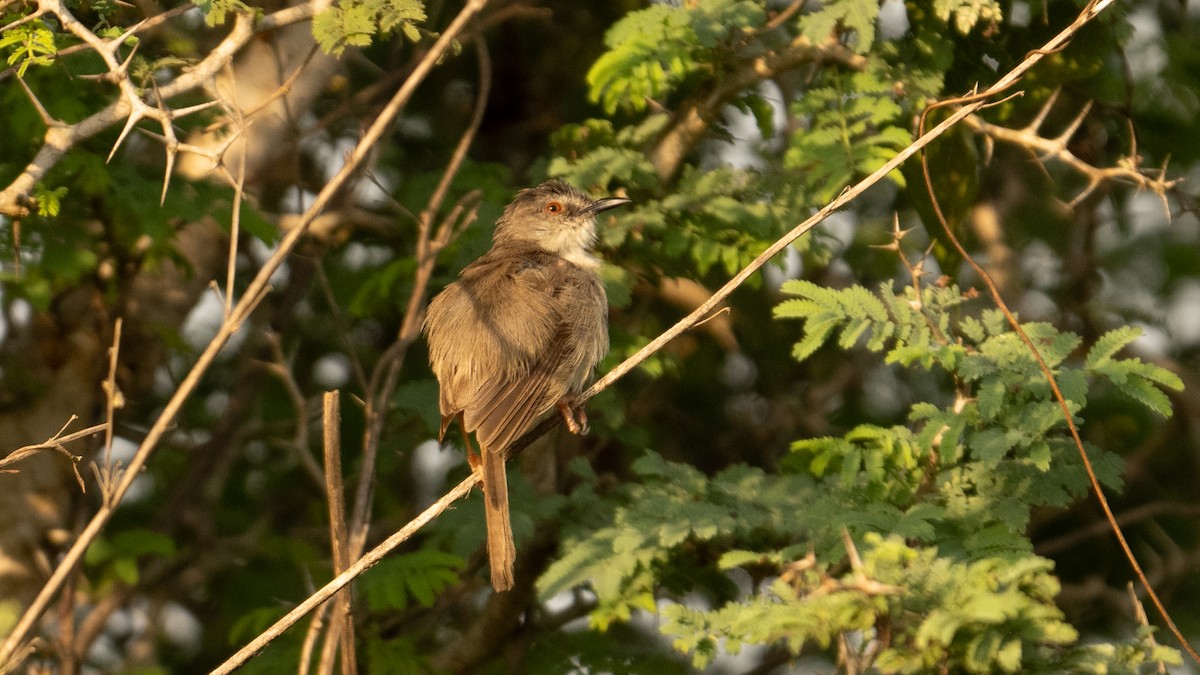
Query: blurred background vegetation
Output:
[[1, 0, 1199, 672]]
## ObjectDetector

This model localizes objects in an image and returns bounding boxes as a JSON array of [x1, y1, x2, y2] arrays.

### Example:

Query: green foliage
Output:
[[85, 529, 176, 588], [786, 70, 912, 203], [192, 0, 254, 26], [389, 378, 441, 436], [71, 0, 122, 24], [540, 275, 1183, 670], [798, 0, 879, 53], [658, 535, 1150, 672], [0, 21, 57, 77], [935, 0, 1004, 35], [228, 605, 289, 645], [365, 634, 428, 675], [586, 0, 766, 115], [0, 143, 276, 309], [32, 182, 67, 217], [358, 549, 463, 611], [540, 454, 819, 630], [1084, 326, 1183, 417], [524, 626, 690, 674], [312, 0, 426, 56]]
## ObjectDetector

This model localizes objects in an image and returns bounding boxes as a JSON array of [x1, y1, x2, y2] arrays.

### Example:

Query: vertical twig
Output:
[[101, 318, 122, 472], [264, 334, 325, 490], [1127, 582, 1169, 674], [297, 601, 331, 675], [226, 118, 247, 317], [347, 31, 492, 561], [319, 391, 356, 675]]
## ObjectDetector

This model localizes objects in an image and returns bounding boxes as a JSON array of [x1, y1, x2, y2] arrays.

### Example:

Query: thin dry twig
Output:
[[320, 391, 356, 675], [1036, 502, 1200, 556], [101, 319, 123, 471], [692, 306, 732, 330], [298, 601, 331, 675], [0, 418, 101, 489], [90, 317, 127, 503], [223, 68, 249, 317], [263, 333, 325, 491]]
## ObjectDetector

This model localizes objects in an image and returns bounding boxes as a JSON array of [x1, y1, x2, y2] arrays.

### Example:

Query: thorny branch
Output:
[[0, 0, 317, 218], [963, 90, 1180, 211]]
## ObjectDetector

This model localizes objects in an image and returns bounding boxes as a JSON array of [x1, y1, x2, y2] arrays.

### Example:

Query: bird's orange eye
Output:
[[544, 201, 563, 214]]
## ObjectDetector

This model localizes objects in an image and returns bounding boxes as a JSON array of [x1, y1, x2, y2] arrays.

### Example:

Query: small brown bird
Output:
[[423, 180, 630, 591]]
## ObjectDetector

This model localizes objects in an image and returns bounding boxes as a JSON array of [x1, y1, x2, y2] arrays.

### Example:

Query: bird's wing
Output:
[[425, 245, 559, 414], [458, 249, 594, 453], [427, 244, 582, 451], [463, 323, 573, 455], [465, 273, 609, 455]]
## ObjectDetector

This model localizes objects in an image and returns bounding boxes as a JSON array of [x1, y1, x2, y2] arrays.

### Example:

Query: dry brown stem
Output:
[[0, 418, 101, 489]]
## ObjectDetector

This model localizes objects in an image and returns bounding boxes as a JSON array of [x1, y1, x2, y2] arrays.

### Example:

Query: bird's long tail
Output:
[[482, 447, 516, 591]]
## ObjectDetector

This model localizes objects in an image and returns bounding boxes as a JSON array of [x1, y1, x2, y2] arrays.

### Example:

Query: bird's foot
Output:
[[459, 423, 482, 472], [557, 398, 589, 435]]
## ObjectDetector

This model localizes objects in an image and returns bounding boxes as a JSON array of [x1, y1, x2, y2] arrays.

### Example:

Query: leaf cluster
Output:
[[358, 549, 464, 611], [0, 20, 57, 77], [540, 277, 1183, 671], [586, 0, 766, 115], [935, 0, 1004, 35], [786, 70, 912, 203], [312, 0, 426, 56]]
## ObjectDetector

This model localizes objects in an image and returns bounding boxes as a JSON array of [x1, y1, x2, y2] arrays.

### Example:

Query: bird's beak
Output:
[[587, 197, 632, 214]]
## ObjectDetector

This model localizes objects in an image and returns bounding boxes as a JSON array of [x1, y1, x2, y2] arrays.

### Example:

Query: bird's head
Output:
[[493, 180, 630, 269]]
